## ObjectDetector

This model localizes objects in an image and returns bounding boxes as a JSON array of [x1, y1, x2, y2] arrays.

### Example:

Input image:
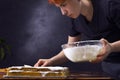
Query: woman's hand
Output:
[[34, 59, 53, 67], [90, 38, 112, 63]]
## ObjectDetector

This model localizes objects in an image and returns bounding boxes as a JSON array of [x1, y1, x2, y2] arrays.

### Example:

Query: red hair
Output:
[[48, 0, 66, 5]]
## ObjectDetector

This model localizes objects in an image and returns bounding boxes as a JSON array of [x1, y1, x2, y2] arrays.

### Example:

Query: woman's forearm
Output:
[[111, 40, 120, 52], [49, 51, 69, 65]]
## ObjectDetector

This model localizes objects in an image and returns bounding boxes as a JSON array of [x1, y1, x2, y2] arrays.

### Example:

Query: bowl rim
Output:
[[61, 40, 102, 48]]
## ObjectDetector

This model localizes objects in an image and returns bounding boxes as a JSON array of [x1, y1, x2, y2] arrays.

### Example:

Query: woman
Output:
[[34, 0, 120, 79]]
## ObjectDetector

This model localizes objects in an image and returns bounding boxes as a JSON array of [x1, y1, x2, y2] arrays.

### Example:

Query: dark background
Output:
[[0, 0, 102, 73]]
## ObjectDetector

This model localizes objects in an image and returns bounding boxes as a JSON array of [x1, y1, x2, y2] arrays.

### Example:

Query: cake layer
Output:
[[6, 66, 69, 77]]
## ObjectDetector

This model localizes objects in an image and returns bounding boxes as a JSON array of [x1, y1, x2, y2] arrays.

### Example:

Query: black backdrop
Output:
[[0, 0, 103, 72]]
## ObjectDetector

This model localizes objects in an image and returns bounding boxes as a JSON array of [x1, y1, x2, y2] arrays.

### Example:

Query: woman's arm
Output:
[[92, 38, 120, 63], [111, 40, 120, 52], [34, 35, 81, 67]]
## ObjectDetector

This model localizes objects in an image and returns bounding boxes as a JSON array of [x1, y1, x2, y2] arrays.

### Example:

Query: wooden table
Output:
[[67, 72, 113, 79], [0, 71, 113, 80]]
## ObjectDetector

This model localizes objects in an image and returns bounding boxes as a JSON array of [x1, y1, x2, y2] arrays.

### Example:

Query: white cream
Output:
[[9, 66, 68, 70], [63, 45, 102, 62]]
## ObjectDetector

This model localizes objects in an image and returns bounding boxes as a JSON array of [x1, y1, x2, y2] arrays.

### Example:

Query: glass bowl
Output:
[[61, 40, 103, 62]]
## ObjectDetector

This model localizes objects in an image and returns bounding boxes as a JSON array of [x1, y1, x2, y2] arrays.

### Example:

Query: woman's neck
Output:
[[80, 0, 93, 22]]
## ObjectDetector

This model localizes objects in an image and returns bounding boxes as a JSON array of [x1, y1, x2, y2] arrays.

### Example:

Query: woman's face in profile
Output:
[[55, 0, 82, 19]]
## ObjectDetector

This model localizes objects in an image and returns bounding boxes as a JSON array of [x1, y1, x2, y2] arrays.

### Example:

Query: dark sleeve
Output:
[[109, 0, 120, 28]]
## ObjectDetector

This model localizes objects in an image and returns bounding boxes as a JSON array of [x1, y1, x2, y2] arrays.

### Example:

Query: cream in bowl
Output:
[[62, 40, 103, 62]]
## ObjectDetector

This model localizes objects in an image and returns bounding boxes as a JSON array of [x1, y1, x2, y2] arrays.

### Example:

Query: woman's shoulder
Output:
[[107, 0, 120, 28], [92, 0, 120, 6], [108, 0, 120, 13], [108, 0, 120, 3], [107, 0, 120, 7]]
